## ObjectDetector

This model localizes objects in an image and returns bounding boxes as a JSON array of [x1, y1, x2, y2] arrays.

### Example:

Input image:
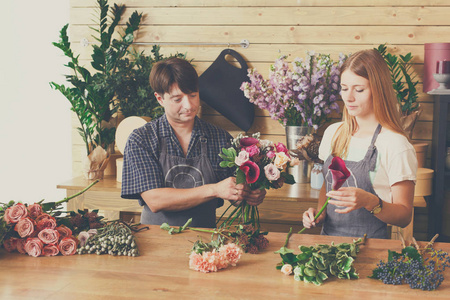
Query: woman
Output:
[[302, 49, 417, 239]]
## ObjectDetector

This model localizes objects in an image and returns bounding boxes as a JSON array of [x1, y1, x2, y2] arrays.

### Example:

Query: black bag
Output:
[[199, 49, 255, 131]]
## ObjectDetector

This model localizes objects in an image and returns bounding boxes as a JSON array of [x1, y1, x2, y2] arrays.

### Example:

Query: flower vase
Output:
[[285, 126, 312, 183], [310, 163, 324, 190]]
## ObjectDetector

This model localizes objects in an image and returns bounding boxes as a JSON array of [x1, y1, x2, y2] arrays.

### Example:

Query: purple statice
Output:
[[240, 52, 347, 129]]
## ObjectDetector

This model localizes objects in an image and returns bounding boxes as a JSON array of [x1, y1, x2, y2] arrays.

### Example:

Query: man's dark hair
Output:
[[149, 57, 198, 95]]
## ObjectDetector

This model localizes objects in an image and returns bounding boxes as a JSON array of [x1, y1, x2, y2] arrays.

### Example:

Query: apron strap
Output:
[[365, 124, 382, 171]]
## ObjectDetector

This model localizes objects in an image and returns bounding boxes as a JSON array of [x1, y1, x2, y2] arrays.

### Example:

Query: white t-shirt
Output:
[[319, 122, 418, 204]]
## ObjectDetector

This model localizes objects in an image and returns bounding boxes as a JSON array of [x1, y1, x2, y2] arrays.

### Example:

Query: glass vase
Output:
[[285, 125, 313, 183], [310, 163, 324, 190]]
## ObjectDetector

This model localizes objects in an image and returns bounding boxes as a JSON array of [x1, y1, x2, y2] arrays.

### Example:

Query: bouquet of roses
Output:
[[0, 180, 100, 257], [217, 132, 296, 230]]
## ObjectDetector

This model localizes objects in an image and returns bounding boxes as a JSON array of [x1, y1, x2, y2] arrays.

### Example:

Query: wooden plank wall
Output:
[[68, 0, 450, 239]]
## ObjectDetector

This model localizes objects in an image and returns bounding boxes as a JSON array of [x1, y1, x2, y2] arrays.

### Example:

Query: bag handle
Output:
[[218, 49, 248, 72]]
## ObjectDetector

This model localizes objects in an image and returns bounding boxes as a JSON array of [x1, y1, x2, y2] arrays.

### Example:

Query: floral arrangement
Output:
[[0, 181, 102, 257], [218, 132, 296, 230], [298, 156, 350, 234], [275, 228, 364, 286], [189, 240, 243, 273], [240, 51, 346, 130]]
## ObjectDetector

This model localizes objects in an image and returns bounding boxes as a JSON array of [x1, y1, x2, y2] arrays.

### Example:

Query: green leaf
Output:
[[219, 161, 230, 168], [236, 169, 246, 184], [160, 223, 171, 231], [274, 246, 295, 255]]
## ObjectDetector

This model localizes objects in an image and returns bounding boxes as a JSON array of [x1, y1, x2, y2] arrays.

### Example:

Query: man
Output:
[[121, 57, 265, 227]]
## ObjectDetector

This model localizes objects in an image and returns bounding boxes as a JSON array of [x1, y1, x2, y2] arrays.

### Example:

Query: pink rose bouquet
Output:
[[218, 132, 295, 230]]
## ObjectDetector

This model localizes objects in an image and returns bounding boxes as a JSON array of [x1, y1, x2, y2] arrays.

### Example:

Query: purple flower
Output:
[[329, 156, 350, 190]]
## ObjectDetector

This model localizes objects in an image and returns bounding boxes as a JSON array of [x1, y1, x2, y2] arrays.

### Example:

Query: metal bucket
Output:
[[285, 126, 313, 183]]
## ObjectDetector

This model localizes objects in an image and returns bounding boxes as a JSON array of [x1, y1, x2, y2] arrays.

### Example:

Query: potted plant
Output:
[[50, 0, 143, 179]]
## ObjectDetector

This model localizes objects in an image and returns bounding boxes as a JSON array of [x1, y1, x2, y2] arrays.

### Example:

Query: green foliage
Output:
[[160, 218, 192, 235], [276, 237, 364, 286], [113, 46, 186, 119], [50, 0, 142, 155], [375, 44, 419, 116]]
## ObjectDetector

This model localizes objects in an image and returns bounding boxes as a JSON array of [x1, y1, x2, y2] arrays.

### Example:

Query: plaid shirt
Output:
[[121, 114, 234, 205]]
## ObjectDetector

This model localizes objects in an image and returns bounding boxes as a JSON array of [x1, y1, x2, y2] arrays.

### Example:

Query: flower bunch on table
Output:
[[0, 180, 103, 257], [189, 239, 243, 273], [240, 51, 346, 130], [218, 132, 296, 230]]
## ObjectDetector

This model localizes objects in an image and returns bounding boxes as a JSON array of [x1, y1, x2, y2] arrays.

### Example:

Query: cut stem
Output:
[[298, 196, 330, 234]]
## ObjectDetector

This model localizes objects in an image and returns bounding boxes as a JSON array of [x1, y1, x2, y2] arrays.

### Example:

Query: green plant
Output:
[[375, 44, 419, 116], [50, 0, 142, 155], [113, 46, 186, 119]]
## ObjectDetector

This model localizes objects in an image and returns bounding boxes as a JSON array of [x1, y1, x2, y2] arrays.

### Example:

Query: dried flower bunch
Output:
[[241, 52, 346, 129]]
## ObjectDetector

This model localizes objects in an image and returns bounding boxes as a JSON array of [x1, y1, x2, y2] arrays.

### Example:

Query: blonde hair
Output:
[[332, 49, 406, 158]]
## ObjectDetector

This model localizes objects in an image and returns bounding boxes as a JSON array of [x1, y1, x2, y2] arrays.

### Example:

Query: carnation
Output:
[[218, 243, 243, 267]]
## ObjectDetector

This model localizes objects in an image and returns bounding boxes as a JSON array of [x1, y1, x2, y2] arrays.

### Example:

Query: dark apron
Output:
[[321, 124, 388, 239], [140, 136, 219, 228]]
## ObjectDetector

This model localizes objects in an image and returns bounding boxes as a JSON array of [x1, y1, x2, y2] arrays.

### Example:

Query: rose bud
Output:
[[25, 238, 44, 257], [4, 203, 28, 224]]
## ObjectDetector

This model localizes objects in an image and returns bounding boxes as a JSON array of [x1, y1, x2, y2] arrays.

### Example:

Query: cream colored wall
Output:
[[69, 0, 449, 176]]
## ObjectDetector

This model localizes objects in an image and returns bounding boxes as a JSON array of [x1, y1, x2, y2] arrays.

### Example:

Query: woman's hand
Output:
[[326, 187, 378, 214]]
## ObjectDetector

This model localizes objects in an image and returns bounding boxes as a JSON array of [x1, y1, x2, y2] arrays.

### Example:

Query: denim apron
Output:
[[140, 136, 219, 228], [321, 124, 388, 239]]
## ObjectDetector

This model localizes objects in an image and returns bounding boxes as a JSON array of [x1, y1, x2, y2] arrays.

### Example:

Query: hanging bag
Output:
[[198, 49, 255, 131]]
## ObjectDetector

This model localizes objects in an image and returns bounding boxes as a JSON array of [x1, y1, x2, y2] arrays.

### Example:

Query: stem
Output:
[[56, 179, 99, 205], [298, 196, 330, 234], [283, 227, 293, 248]]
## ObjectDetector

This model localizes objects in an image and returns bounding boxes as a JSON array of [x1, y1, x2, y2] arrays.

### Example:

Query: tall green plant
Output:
[[375, 44, 419, 116], [50, 0, 142, 155]]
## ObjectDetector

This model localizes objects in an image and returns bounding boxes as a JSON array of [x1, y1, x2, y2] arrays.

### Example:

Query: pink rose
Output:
[[14, 217, 35, 238], [235, 150, 250, 166], [27, 203, 43, 219], [16, 238, 27, 254], [239, 161, 260, 184], [274, 152, 290, 169], [56, 225, 73, 240], [59, 237, 78, 256], [266, 150, 276, 159], [43, 244, 60, 257], [275, 142, 289, 155], [4, 203, 28, 224], [218, 243, 242, 267], [264, 163, 281, 181], [281, 264, 293, 275], [38, 228, 60, 245], [36, 218, 57, 232], [25, 238, 44, 257], [77, 231, 91, 247], [35, 213, 53, 223], [3, 237, 18, 252], [245, 144, 260, 157]]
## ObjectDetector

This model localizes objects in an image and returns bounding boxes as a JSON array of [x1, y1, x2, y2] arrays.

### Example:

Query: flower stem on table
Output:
[[298, 196, 330, 234]]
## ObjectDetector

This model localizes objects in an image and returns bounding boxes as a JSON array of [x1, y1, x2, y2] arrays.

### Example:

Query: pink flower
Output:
[[77, 231, 91, 247], [59, 237, 78, 256], [275, 142, 289, 155], [274, 152, 290, 169], [264, 163, 281, 181], [27, 203, 43, 219], [43, 244, 60, 257], [3, 237, 18, 252], [239, 137, 259, 147], [234, 150, 249, 166], [16, 239, 27, 254], [25, 238, 44, 257], [56, 225, 73, 240], [4, 203, 28, 224], [329, 156, 350, 190], [218, 243, 242, 267], [245, 144, 260, 157], [38, 228, 60, 245], [14, 217, 35, 238], [239, 161, 260, 184], [266, 150, 276, 159], [36, 218, 57, 232], [189, 251, 221, 273], [281, 264, 293, 275]]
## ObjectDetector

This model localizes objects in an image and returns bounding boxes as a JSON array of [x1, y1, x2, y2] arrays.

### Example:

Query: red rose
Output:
[[43, 244, 60, 257], [36, 218, 57, 232], [38, 228, 60, 244], [3, 237, 18, 252], [14, 217, 35, 238], [56, 225, 73, 240], [25, 238, 44, 257], [59, 237, 78, 256], [329, 156, 351, 191], [16, 238, 27, 254], [4, 203, 28, 224], [27, 203, 43, 219], [35, 213, 55, 223]]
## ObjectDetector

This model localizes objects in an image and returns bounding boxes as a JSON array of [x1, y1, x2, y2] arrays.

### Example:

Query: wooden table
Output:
[[57, 176, 321, 233], [1, 226, 450, 299]]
